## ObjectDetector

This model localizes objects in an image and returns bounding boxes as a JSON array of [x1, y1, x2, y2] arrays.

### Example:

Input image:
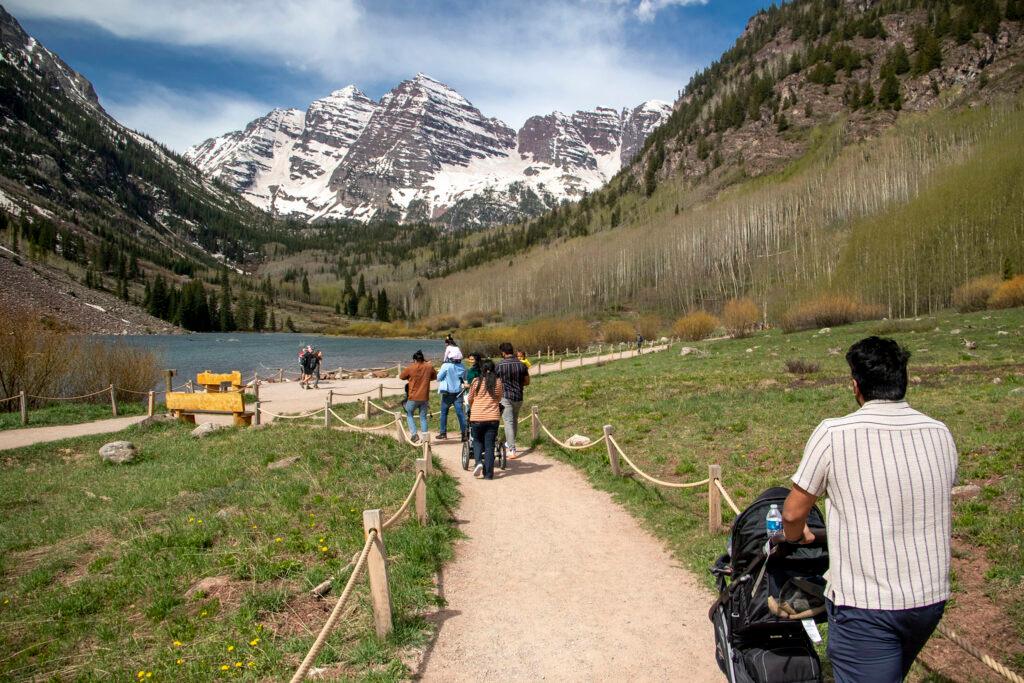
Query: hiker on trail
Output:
[[299, 345, 314, 388], [437, 348, 467, 442], [782, 336, 958, 683], [443, 333, 462, 363], [636, 334, 643, 352], [515, 349, 532, 369], [312, 350, 323, 389], [399, 350, 436, 444], [467, 357, 503, 479], [495, 342, 529, 459]]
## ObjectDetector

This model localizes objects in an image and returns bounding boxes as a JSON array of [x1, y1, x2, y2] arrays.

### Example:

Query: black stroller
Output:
[[460, 397, 508, 471], [710, 487, 829, 683]]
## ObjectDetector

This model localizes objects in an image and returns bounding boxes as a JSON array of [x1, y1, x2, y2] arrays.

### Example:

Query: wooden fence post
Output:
[[147, 391, 155, 417], [397, 362, 403, 376], [378, 383, 384, 400], [253, 373, 260, 403], [708, 464, 722, 534], [187, 380, 194, 393], [604, 425, 620, 476], [20, 390, 27, 425], [362, 509, 394, 637], [254, 401, 261, 426], [363, 396, 371, 419], [415, 458, 428, 526], [324, 395, 332, 428], [163, 369, 175, 395], [559, 358, 564, 371], [277, 368, 284, 383], [109, 384, 118, 417], [422, 434, 432, 476], [531, 405, 539, 442], [394, 414, 405, 444]]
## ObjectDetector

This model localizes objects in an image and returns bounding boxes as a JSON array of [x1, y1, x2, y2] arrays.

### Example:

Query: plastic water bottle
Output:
[[766, 504, 783, 538]]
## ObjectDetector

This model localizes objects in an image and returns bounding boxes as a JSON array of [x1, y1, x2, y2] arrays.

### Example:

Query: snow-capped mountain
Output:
[[187, 74, 671, 227]]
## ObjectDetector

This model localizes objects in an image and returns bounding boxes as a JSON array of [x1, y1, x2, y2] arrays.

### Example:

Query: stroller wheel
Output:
[[499, 442, 507, 470], [461, 440, 471, 471]]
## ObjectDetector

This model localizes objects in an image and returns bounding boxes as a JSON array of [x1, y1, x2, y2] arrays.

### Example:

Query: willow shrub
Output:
[[952, 275, 1002, 312], [601, 320, 635, 344], [672, 311, 720, 341], [723, 297, 760, 338], [780, 295, 883, 333], [988, 275, 1024, 309]]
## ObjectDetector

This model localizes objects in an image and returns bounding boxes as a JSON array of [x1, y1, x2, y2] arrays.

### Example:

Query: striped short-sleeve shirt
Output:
[[792, 400, 958, 611]]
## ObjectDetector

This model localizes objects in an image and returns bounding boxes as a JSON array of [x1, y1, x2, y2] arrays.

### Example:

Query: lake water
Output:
[[100, 333, 439, 385]]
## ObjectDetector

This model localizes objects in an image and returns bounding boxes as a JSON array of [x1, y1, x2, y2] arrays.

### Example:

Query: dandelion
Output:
[[197, 519, 204, 525], [137, 672, 145, 679], [227, 645, 235, 652], [146, 674, 152, 679], [319, 546, 328, 553], [318, 537, 325, 543], [173, 640, 183, 647], [176, 658, 184, 665], [234, 662, 242, 668], [309, 522, 315, 528], [220, 664, 230, 671], [188, 516, 195, 523], [249, 638, 260, 646], [247, 661, 255, 668], [200, 610, 208, 617], [274, 537, 282, 543], [2, 598, 8, 605]]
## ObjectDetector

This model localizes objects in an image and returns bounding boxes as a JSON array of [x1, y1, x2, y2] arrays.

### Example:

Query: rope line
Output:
[[539, 423, 606, 450], [26, 386, 113, 401], [382, 471, 425, 530], [934, 623, 1023, 683], [289, 530, 375, 683], [714, 478, 742, 515], [606, 435, 710, 489], [328, 409, 397, 432], [0, 395, 21, 404], [368, 399, 400, 416], [258, 407, 326, 420]]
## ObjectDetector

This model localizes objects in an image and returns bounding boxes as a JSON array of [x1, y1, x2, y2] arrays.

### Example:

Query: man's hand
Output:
[[794, 524, 816, 544], [782, 484, 818, 543]]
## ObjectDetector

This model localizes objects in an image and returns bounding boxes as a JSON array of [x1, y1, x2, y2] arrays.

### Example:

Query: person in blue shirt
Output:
[[437, 350, 468, 442]]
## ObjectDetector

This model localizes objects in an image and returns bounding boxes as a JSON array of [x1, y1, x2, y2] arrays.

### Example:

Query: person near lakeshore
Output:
[[437, 349, 467, 442], [636, 334, 644, 352], [398, 350, 436, 444], [782, 336, 958, 683], [443, 334, 462, 362], [298, 345, 312, 387], [495, 342, 530, 458], [467, 358, 503, 479], [300, 345, 317, 389], [515, 349, 532, 369], [311, 350, 323, 389]]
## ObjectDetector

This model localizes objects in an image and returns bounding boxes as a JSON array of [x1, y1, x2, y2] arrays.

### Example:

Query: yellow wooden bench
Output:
[[196, 370, 243, 393], [166, 390, 253, 426]]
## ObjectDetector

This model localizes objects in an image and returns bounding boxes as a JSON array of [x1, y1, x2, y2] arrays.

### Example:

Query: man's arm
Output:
[[522, 365, 530, 386], [782, 484, 818, 544]]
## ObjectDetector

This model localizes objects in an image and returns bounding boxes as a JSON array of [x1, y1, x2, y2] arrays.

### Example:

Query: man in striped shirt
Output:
[[783, 336, 958, 683]]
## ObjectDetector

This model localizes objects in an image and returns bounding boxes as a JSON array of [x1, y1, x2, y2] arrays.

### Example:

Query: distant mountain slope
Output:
[[187, 74, 671, 228], [0, 4, 283, 269]]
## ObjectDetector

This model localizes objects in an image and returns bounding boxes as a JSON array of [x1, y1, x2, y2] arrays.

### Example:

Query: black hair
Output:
[[499, 341, 514, 355], [846, 336, 911, 401], [445, 334, 455, 345], [474, 358, 498, 399], [413, 349, 425, 362]]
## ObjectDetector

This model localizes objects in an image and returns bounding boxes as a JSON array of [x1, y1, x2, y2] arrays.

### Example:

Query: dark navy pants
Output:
[[826, 599, 945, 682]]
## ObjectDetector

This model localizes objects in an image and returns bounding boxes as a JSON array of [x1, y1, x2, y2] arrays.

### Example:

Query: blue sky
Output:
[[9, 0, 776, 152]]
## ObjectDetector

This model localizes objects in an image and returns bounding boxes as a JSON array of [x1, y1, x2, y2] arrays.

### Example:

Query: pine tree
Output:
[[887, 43, 911, 75], [878, 72, 902, 110], [285, 316, 297, 333], [356, 274, 366, 299], [253, 298, 267, 332], [1009, 0, 1024, 22], [236, 291, 252, 331], [860, 82, 876, 107], [218, 267, 235, 332], [912, 26, 942, 76], [301, 273, 310, 299], [269, 310, 277, 332], [376, 289, 390, 322], [334, 301, 341, 314]]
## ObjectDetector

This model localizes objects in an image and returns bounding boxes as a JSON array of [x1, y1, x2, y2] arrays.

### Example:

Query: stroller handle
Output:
[[771, 527, 828, 548]]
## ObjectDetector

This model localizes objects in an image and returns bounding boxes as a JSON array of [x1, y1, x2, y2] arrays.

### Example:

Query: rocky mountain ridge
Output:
[[187, 75, 671, 228]]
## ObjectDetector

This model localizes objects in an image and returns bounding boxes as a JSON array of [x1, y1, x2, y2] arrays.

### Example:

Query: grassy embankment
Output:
[[0, 422, 458, 681], [522, 307, 1023, 677]]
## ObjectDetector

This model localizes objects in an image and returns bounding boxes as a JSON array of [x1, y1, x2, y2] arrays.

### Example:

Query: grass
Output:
[[0, 401, 148, 431], [0, 421, 459, 681], [517, 306, 1024, 677]]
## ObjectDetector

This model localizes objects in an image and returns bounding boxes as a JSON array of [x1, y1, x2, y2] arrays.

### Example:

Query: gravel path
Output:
[[414, 441, 720, 682]]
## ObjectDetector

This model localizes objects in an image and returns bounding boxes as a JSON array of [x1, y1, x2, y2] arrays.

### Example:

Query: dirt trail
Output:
[[414, 440, 719, 682]]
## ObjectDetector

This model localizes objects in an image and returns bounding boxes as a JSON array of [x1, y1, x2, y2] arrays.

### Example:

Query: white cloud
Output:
[[101, 84, 273, 152], [10, 1, 704, 140], [636, 0, 708, 22]]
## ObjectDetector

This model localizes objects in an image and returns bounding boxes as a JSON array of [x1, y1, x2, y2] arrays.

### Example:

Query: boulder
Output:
[[99, 441, 137, 464], [137, 413, 175, 428], [910, 376, 922, 384], [191, 422, 228, 438], [992, 377, 1002, 385], [951, 484, 981, 501], [818, 328, 831, 334], [679, 347, 699, 356], [267, 455, 301, 470], [566, 434, 591, 447], [1010, 387, 1024, 396]]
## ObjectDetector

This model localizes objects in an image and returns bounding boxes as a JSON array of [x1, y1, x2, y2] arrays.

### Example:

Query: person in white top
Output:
[[783, 336, 957, 683], [442, 334, 462, 363]]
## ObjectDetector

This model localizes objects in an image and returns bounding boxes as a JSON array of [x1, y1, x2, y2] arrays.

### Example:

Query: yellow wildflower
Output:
[[220, 664, 229, 671], [319, 546, 328, 552], [137, 672, 145, 679], [146, 674, 152, 679], [247, 661, 255, 668], [173, 640, 182, 647], [227, 645, 235, 652], [200, 610, 208, 617], [176, 658, 184, 665], [234, 662, 242, 668], [249, 638, 259, 646], [274, 537, 282, 543]]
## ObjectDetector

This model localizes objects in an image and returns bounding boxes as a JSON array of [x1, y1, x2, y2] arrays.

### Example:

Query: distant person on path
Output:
[[443, 334, 462, 362], [298, 345, 311, 388], [437, 348, 467, 442], [495, 342, 529, 459], [399, 350, 436, 444], [782, 336, 958, 683], [300, 345, 316, 389], [467, 358, 503, 479], [636, 334, 643, 352], [515, 349, 532, 369], [312, 350, 323, 389]]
